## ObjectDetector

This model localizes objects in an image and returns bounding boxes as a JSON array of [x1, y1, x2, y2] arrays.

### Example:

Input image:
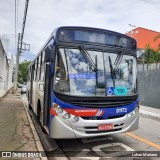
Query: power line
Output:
[[19, 0, 29, 54], [15, 0, 17, 52], [16, 0, 19, 31], [14, 0, 30, 91]]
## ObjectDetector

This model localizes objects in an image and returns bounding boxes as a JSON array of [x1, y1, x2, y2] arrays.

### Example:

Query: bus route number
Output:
[[114, 86, 128, 96], [116, 108, 127, 113]]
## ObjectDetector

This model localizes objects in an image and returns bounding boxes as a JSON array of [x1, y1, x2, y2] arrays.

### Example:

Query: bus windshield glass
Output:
[[54, 48, 137, 97]]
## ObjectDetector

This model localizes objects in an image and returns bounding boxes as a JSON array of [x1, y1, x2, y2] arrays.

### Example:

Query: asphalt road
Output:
[[54, 114, 160, 160], [28, 103, 160, 160]]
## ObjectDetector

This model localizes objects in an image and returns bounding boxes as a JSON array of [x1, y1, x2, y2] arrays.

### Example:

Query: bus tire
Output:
[[28, 104, 32, 110], [37, 100, 47, 133], [41, 126, 47, 134], [37, 100, 41, 122]]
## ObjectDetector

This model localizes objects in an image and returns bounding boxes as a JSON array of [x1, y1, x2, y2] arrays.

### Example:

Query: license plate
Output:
[[98, 124, 113, 131]]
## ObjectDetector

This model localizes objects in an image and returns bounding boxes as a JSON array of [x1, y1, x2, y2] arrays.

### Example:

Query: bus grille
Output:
[[79, 123, 124, 134], [84, 123, 124, 129], [85, 128, 122, 134], [68, 100, 135, 108], [81, 115, 125, 120]]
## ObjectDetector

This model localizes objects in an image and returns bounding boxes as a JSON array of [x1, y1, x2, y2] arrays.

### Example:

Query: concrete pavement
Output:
[[0, 90, 41, 159], [1, 90, 160, 160], [140, 105, 160, 119]]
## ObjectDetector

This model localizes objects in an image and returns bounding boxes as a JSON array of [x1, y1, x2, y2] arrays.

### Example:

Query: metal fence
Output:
[[138, 70, 160, 109], [137, 49, 160, 71], [138, 63, 160, 71]]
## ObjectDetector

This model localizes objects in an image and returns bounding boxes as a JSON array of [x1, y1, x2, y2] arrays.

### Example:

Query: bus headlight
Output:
[[63, 113, 71, 119], [135, 106, 139, 113], [132, 110, 136, 115], [55, 107, 63, 115], [53, 103, 80, 122], [127, 105, 139, 118], [127, 113, 132, 118], [72, 116, 79, 123]]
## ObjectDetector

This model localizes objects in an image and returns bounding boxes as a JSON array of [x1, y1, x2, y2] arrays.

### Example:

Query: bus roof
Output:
[[30, 26, 136, 66], [53, 26, 136, 41]]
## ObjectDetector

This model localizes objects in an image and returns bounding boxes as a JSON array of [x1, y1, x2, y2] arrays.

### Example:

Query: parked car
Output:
[[17, 82, 23, 88], [21, 85, 26, 94]]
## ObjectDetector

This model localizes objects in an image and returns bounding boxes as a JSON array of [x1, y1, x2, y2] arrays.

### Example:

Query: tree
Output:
[[143, 44, 160, 69], [143, 44, 151, 69], [154, 34, 160, 68], [18, 60, 31, 83], [154, 34, 160, 52]]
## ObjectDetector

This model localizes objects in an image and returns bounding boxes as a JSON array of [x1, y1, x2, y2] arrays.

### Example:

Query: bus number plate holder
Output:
[[98, 124, 113, 131]]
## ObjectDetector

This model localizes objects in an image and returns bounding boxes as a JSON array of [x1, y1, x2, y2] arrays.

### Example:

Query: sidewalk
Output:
[[140, 105, 160, 118], [0, 90, 41, 159], [0, 89, 158, 159]]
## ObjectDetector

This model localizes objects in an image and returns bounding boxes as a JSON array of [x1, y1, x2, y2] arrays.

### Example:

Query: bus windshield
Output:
[[54, 48, 137, 97]]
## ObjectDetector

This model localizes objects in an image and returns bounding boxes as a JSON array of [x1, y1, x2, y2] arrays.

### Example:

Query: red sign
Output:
[[64, 109, 99, 116], [98, 124, 113, 131]]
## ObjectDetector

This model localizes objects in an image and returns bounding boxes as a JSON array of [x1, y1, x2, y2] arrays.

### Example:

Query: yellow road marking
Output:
[[126, 132, 160, 150]]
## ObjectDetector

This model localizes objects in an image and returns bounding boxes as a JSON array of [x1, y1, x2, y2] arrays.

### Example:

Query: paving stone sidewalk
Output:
[[0, 90, 40, 160]]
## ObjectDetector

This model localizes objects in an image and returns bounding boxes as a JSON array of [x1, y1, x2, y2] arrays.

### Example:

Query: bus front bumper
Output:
[[50, 112, 139, 139]]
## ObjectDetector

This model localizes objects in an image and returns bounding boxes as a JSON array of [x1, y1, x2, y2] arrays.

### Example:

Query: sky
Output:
[[0, 0, 160, 62]]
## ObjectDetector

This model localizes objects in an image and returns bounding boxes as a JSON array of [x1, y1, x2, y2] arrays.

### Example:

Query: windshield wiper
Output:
[[109, 56, 115, 88], [108, 51, 124, 88], [79, 46, 97, 72], [113, 51, 124, 73], [79, 46, 100, 89]]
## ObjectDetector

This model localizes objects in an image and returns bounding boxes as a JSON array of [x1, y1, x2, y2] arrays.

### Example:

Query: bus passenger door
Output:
[[43, 39, 55, 130], [43, 44, 55, 128], [43, 62, 51, 127], [30, 64, 34, 106]]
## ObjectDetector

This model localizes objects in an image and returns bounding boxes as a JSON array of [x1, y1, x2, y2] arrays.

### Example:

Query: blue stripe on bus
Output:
[[52, 94, 138, 118], [49, 92, 139, 135]]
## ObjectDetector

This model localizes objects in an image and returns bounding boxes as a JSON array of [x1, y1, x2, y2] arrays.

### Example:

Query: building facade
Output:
[[126, 27, 160, 50], [126, 27, 160, 70], [0, 39, 14, 97]]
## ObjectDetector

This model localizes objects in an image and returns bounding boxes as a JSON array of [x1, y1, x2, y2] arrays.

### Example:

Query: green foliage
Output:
[[143, 44, 160, 65], [154, 34, 160, 52], [18, 60, 31, 83]]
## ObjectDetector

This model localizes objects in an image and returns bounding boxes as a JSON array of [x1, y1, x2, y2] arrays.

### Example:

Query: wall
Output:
[[138, 70, 160, 109], [0, 40, 13, 97], [126, 27, 160, 50]]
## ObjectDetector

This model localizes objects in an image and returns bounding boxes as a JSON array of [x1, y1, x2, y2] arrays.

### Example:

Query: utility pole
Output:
[[14, 33, 20, 91], [13, 0, 30, 92], [19, 0, 29, 54], [129, 24, 136, 37]]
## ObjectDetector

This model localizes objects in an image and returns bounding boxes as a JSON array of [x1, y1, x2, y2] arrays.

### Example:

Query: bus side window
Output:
[[32, 63, 35, 81], [45, 46, 50, 62], [40, 51, 45, 82], [36, 57, 39, 81], [28, 69, 30, 81], [37, 56, 41, 81], [54, 50, 69, 92], [42, 51, 45, 62], [34, 59, 37, 81], [37, 58, 40, 81], [41, 67, 44, 81], [39, 52, 42, 81]]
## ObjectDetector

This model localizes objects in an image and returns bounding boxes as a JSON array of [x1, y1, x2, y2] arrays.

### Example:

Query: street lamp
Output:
[[129, 24, 136, 37]]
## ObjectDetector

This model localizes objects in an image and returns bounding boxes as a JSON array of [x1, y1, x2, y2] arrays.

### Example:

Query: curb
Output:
[[140, 109, 160, 119], [20, 95, 48, 160]]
